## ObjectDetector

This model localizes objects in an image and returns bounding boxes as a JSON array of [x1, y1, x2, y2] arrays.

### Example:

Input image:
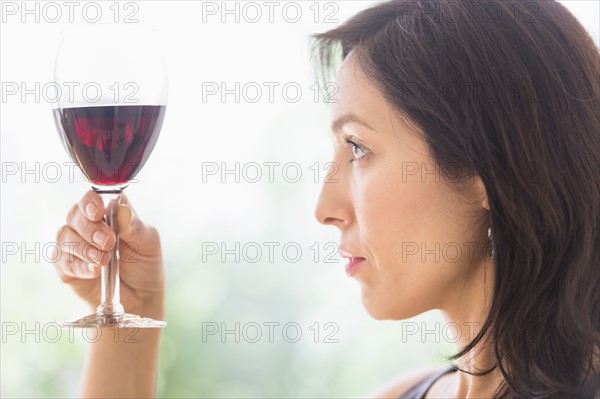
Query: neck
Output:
[[439, 256, 505, 398]]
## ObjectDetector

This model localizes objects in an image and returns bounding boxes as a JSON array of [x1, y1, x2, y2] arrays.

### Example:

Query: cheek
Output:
[[355, 161, 441, 267], [353, 162, 465, 318]]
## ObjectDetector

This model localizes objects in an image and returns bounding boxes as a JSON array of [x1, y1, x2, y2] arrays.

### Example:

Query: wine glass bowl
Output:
[[53, 25, 167, 328], [53, 104, 166, 190]]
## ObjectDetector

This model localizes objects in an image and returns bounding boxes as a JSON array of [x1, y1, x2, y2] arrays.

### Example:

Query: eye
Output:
[[343, 134, 368, 163]]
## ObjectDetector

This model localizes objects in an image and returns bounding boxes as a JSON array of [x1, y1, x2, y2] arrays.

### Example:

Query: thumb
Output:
[[117, 204, 159, 250]]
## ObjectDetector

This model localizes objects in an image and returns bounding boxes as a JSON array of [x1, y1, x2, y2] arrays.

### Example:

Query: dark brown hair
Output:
[[312, 0, 599, 397]]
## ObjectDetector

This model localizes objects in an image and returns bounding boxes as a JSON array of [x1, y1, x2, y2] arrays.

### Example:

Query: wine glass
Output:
[[53, 25, 167, 328]]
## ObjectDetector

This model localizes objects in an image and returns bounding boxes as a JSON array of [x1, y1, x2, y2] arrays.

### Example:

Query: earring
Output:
[[488, 227, 495, 259]]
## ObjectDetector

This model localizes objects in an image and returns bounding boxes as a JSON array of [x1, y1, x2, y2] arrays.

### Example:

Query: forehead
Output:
[[332, 54, 399, 133], [334, 54, 382, 105], [333, 53, 423, 139]]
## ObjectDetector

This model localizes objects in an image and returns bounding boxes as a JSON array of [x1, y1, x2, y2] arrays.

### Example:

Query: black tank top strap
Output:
[[398, 365, 458, 399]]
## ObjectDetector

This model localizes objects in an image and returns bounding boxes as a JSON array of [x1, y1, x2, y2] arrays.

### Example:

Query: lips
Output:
[[339, 248, 366, 277]]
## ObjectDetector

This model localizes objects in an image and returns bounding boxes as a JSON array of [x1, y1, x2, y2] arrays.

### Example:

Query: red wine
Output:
[[54, 105, 166, 186]]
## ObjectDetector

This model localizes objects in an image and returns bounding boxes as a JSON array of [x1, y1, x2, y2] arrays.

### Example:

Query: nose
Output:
[[314, 164, 351, 228]]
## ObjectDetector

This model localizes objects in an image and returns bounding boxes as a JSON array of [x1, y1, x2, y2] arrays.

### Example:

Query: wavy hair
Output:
[[312, 1, 600, 397]]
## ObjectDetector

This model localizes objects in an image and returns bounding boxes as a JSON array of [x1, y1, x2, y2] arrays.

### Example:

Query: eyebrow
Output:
[[331, 113, 376, 134]]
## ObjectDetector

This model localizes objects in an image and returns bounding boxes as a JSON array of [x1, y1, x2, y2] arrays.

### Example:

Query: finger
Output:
[[117, 203, 135, 238], [116, 204, 162, 267], [117, 204, 160, 247], [119, 194, 141, 224], [53, 253, 101, 282], [56, 225, 111, 266], [77, 190, 105, 222], [66, 204, 116, 252], [120, 194, 135, 213]]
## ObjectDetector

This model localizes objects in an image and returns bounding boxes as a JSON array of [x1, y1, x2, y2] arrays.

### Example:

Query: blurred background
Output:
[[1, 1, 598, 397]]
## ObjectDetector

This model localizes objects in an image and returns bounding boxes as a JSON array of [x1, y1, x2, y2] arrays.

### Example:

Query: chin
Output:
[[360, 288, 422, 321], [360, 291, 400, 320]]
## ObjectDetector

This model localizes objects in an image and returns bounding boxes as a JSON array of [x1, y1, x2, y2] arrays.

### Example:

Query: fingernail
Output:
[[125, 205, 135, 227], [86, 203, 98, 219], [87, 263, 96, 272], [93, 230, 109, 248], [118, 204, 135, 232], [87, 246, 101, 262]]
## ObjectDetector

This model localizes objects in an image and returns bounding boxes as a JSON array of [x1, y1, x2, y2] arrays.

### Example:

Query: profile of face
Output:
[[315, 54, 492, 321]]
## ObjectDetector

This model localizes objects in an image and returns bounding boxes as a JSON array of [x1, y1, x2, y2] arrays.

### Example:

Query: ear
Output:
[[473, 176, 490, 211]]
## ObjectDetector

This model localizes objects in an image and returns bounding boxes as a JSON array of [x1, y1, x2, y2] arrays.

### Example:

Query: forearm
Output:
[[80, 303, 164, 398]]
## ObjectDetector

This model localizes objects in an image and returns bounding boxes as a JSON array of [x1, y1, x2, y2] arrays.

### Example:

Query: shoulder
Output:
[[370, 365, 449, 399]]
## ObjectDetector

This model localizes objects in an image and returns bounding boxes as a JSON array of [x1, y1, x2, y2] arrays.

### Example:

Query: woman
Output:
[[54, 0, 599, 397]]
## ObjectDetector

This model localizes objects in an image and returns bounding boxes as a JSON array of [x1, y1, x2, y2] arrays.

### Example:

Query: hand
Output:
[[54, 190, 164, 317]]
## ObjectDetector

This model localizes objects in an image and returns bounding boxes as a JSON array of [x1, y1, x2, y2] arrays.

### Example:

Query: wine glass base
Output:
[[60, 312, 166, 328]]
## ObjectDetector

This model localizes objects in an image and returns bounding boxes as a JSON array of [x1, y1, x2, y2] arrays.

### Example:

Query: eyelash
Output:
[[342, 134, 368, 164]]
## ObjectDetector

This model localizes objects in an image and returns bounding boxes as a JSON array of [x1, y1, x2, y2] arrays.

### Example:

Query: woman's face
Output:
[[315, 54, 491, 320]]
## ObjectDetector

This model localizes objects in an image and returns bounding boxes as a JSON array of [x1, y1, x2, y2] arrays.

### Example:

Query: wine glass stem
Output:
[[97, 191, 125, 320]]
